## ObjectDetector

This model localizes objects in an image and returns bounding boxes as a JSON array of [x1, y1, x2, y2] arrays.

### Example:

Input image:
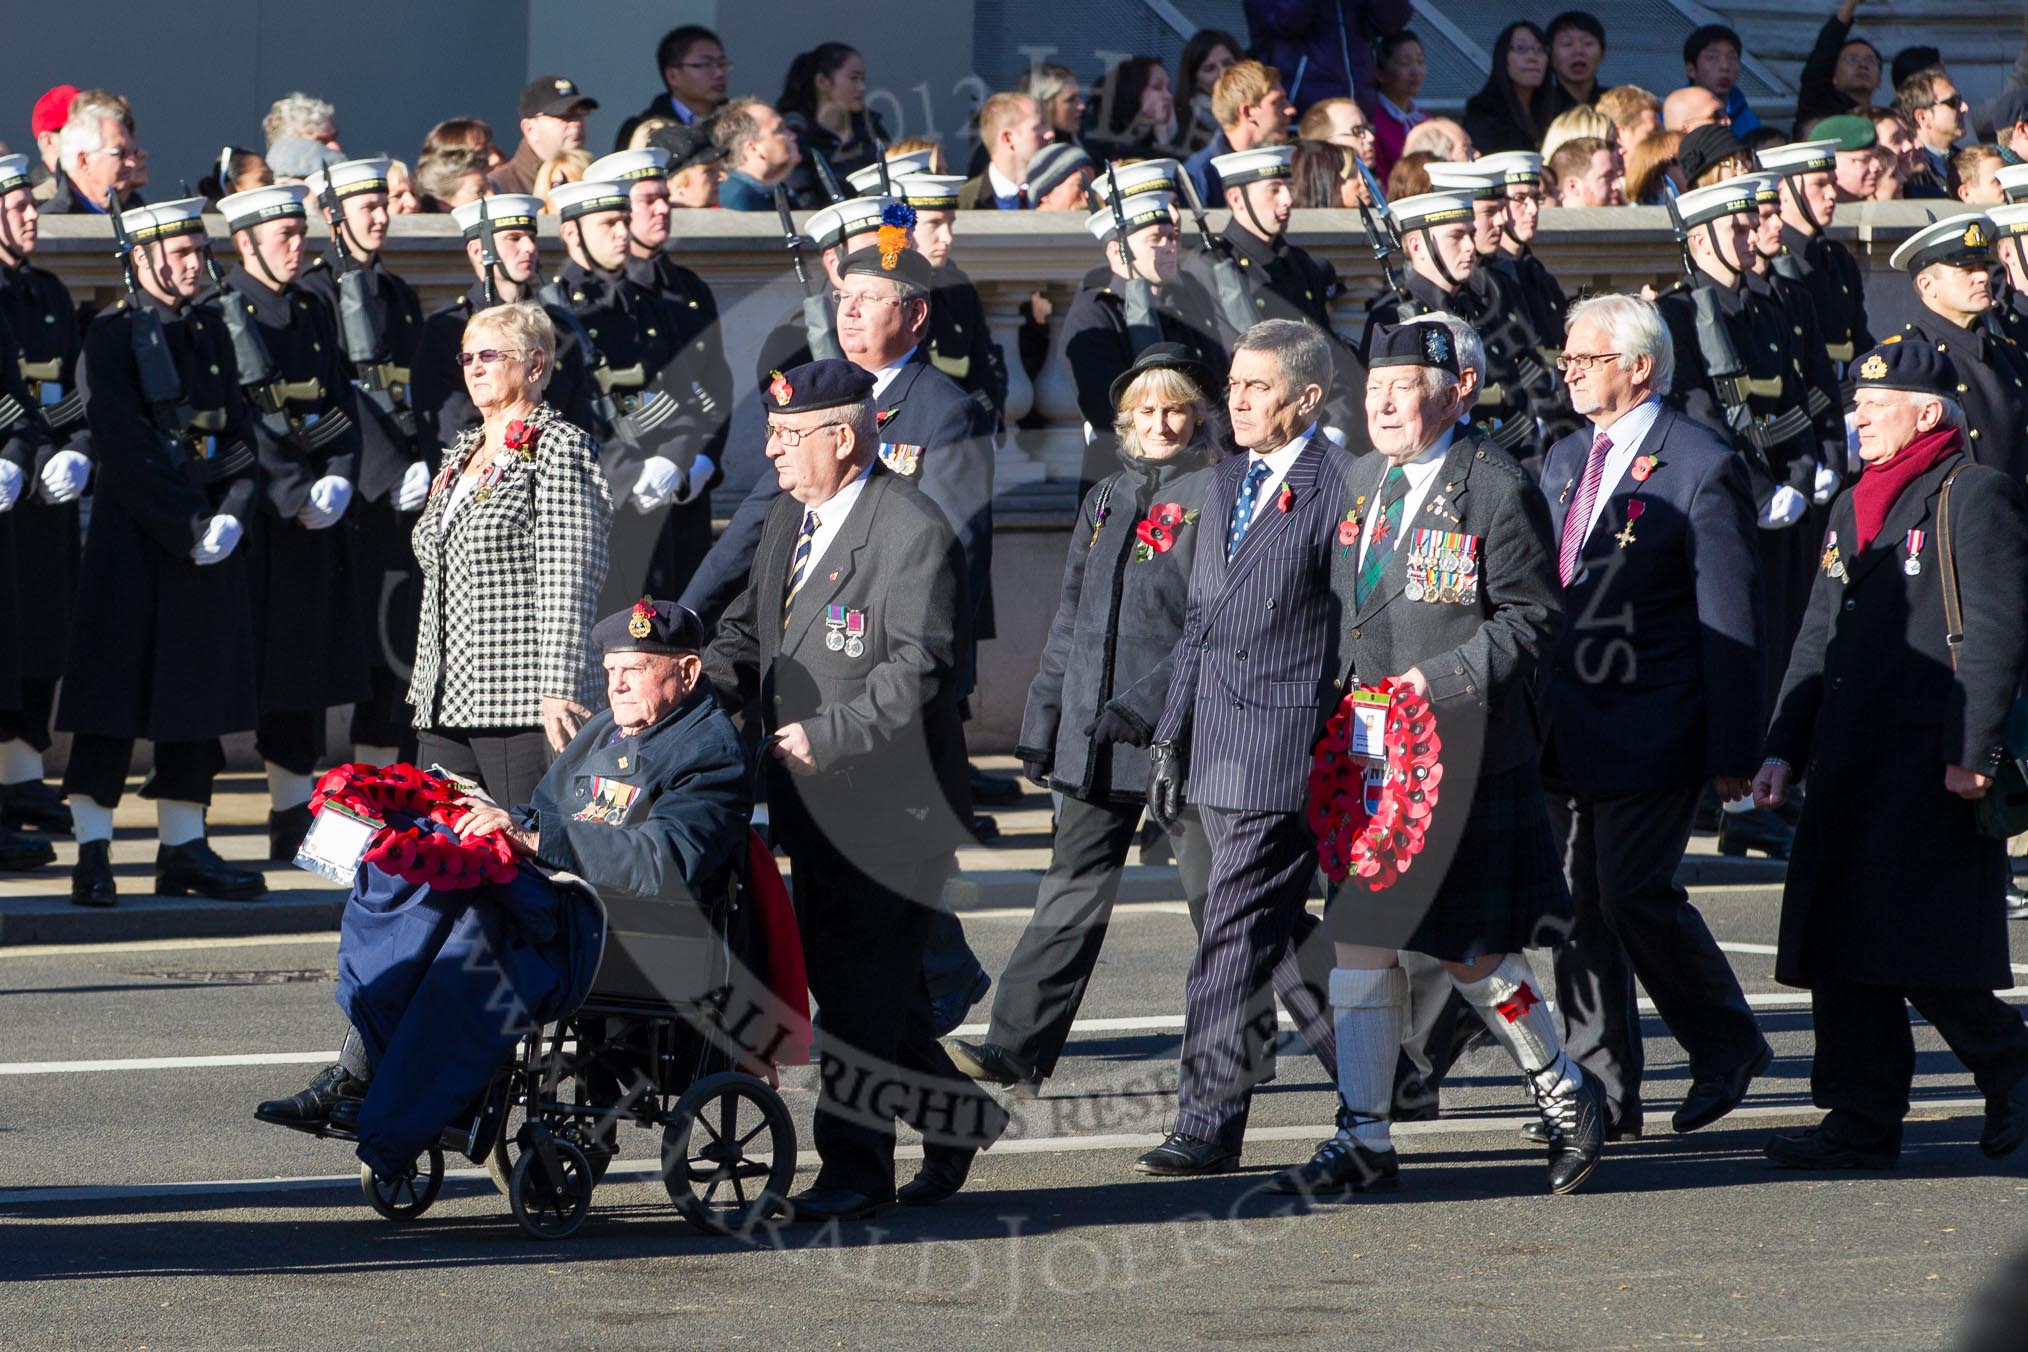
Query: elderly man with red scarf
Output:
[[1754, 337, 2028, 1171]]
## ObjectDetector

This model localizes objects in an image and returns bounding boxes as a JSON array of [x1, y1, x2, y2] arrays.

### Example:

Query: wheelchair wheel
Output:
[[489, 1109, 617, 1198], [360, 1146, 444, 1222], [662, 1072, 796, 1237], [509, 1136, 595, 1240]]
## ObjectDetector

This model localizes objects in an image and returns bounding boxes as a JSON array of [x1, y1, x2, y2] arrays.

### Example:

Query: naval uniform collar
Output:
[[225, 264, 297, 322]]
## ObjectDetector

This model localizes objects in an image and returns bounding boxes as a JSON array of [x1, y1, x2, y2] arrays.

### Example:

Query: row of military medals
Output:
[[1821, 528, 1926, 581], [824, 604, 867, 657], [1403, 528, 1480, 605]]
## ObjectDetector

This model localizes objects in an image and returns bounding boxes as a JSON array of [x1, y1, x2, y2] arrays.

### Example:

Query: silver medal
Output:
[[845, 637, 864, 657], [826, 630, 845, 651], [1405, 581, 1424, 602], [1903, 557, 1921, 576]]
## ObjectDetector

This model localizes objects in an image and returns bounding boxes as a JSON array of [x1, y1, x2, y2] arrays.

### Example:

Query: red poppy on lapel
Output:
[[876, 407, 897, 428], [1277, 483, 1294, 513]]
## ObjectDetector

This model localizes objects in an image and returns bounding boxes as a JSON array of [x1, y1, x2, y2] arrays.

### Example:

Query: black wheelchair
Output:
[[292, 848, 802, 1242]]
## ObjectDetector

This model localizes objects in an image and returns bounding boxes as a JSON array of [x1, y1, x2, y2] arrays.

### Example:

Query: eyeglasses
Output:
[[1555, 352, 1623, 372], [1344, 123, 1377, 139], [831, 289, 908, 311], [456, 348, 527, 367], [678, 59, 734, 72], [766, 420, 846, 448], [86, 145, 140, 162]]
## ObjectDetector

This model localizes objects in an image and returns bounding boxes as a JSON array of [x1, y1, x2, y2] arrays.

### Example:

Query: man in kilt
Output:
[[1271, 315, 1605, 1197]]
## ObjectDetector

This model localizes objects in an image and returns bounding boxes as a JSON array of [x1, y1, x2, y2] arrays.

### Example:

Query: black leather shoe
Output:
[[969, 814, 1000, 843], [0, 826, 54, 872], [897, 1148, 974, 1205], [267, 804, 314, 862], [256, 1062, 368, 1128], [1981, 1075, 2028, 1158], [2007, 884, 2028, 923], [1717, 807, 1792, 860], [70, 840, 117, 907], [778, 1186, 890, 1223], [1539, 1075, 1606, 1195], [942, 1039, 1042, 1099], [1393, 1071, 1441, 1122], [327, 1097, 363, 1133], [1266, 1135, 1399, 1195], [1523, 1103, 1641, 1145], [968, 767, 1023, 806], [1134, 1132, 1238, 1176], [1764, 1127, 1897, 1170], [1674, 1043, 1772, 1133], [156, 839, 267, 900], [1, 780, 72, 834]]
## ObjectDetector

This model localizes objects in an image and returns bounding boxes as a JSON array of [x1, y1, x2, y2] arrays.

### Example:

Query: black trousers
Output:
[[1546, 778, 1764, 1118], [0, 677, 58, 752], [1174, 806, 1337, 1151], [62, 735, 226, 807], [256, 711, 324, 778], [1812, 978, 2028, 1150], [350, 665, 419, 756], [986, 797, 1213, 1078], [791, 836, 1002, 1197], [416, 727, 552, 812]]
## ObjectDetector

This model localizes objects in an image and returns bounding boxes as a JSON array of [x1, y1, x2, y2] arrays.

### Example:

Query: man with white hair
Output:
[[39, 89, 140, 215], [1530, 292, 1772, 1145], [1754, 337, 2028, 1170]]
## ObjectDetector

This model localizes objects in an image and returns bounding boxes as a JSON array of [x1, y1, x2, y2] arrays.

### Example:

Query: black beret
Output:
[[596, 597, 705, 655], [1851, 336, 1961, 400], [764, 357, 877, 413], [1369, 319, 1460, 377], [1107, 341, 1217, 409], [646, 122, 726, 173], [1678, 124, 1747, 186], [838, 242, 934, 291]]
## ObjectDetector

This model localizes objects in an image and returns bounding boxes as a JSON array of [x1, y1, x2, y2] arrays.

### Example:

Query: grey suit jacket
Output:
[[1326, 429, 1562, 776], [1153, 429, 1357, 813]]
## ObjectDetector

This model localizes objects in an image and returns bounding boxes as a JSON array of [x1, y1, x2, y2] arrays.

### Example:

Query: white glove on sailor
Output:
[[1812, 463, 1839, 506], [38, 449, 91, 504], [683, 453, 715, 503], [631, 456, 681, 514], [1758, 484, 1808, 530], [0, 460, 22, 512], [191, 514, 243, 566], [395, 460, 432, 513], [297, 475, 354, 530]]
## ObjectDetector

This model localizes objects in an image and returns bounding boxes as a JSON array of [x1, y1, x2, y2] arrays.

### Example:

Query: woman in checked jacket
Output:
[[408, 300, 612, 808], [943, 343, 1226, 1099]]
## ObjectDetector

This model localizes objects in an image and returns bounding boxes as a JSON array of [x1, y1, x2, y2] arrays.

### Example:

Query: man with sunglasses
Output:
[[1895, 67, 1965, 201]]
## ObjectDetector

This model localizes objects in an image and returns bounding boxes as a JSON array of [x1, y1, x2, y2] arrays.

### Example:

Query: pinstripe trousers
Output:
[[1172, 805, 1338, 1151]]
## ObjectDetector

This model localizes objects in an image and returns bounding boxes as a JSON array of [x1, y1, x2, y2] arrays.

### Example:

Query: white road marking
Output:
[[0, 1051, 336, 1076], [0, 933, 339, 960], [0, 1097, 1992, 1209]]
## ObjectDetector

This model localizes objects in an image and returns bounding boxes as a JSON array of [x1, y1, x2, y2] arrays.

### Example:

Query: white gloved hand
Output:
[[1812, 463, 1839, 506], [394, 460, 432, 513], [0, 460, 23, 512], [296, 475, 354, 530], [631, 455, 681, 514], [1758, 484, 1808, 530], [683, 454, 715, 503], [191, 514, 243, 565], [38, 449, 91, 504]]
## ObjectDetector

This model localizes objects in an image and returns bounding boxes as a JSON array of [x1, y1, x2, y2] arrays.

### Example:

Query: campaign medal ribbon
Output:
[[844, 609, 867, 658], [824, 603, 848, 651], [1903, 528, 1926, 577]]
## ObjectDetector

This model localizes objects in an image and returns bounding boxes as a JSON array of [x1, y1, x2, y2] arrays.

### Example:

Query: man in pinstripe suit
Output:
[[1138, 318, 1357, 1175]]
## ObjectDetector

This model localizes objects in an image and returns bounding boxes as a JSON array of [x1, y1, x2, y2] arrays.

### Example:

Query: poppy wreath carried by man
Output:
[[1306, 677, 1444, 890], [309, 763, 522, 890]]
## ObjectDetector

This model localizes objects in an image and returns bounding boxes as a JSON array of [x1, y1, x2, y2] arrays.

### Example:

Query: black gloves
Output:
[[1147, 740, 1185, 828], [1084, 706, 1152, 749], [1022, 760, 1051, 787]]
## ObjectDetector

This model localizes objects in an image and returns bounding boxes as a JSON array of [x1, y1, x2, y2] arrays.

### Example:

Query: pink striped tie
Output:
[[1558, 432, 1612, 586]]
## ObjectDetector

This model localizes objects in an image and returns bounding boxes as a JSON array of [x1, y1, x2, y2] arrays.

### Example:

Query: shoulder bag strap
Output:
[[1937, 463, 1971, 672]]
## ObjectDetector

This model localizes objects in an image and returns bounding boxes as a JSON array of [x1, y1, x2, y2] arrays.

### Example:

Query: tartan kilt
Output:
[[1326, 762, 1572, 961]]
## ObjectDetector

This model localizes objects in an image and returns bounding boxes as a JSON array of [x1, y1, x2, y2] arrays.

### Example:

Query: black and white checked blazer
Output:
[[407, 402, 613, 730]]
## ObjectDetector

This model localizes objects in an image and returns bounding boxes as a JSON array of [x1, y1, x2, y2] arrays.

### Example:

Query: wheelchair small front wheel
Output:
[[509, 1136, 595, 1240], [360, 1146, 444, 1222], [662, 1072, 797, 1237]]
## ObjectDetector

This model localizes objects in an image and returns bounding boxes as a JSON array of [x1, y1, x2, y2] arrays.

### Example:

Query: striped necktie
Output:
[[1226, 459, 1275, 559], [782, 508, 819, 630], [1354, 466, 1410, 607], [1557, 432, 1611, 586]]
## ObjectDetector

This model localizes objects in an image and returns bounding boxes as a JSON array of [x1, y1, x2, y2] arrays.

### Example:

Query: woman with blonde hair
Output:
[[533, 148, 593, 211], [408, 301, 612, 808], [944, 344, 1223, 1099], [1539, 104, 1615, 165]]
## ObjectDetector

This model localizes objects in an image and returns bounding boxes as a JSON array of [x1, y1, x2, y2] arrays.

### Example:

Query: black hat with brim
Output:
[[1107, 341, 1218, 409]]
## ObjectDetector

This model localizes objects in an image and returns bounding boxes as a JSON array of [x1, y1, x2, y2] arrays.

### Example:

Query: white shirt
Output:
[[1574, 396, 1661, 544], [1239, 425, 1317, 527], [1358, 426, 1455, 568], [986, 164, 1024, 204], [869, 346, 919, 401], [798, 461, 874, 581]]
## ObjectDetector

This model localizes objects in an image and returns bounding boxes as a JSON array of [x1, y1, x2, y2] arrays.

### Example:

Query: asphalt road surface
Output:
[[3, 883, 2026, 1351]]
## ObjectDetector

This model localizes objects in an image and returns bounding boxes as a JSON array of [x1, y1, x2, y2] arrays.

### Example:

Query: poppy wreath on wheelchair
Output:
[[311, 763, 522, 889]]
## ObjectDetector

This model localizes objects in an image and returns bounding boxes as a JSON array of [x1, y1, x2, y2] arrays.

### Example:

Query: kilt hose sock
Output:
[[1454, 955, 1588, 1119], [1330, 966, 1408, 1152]]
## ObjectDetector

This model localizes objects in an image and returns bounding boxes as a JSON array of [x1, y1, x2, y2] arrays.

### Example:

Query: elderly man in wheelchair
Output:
[[256, 599, 753, 1191]]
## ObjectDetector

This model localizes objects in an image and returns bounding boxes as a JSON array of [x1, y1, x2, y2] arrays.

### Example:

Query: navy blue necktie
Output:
[[1227, 459, 1274, 559]]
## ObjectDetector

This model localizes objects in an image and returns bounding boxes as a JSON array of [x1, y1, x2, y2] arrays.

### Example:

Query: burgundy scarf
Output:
[[1851, 425, 1960, 553]]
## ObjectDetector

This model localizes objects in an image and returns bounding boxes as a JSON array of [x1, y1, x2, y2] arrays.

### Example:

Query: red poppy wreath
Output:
[[1305, 678, 1444, 890], [310, 762, 521, 889]]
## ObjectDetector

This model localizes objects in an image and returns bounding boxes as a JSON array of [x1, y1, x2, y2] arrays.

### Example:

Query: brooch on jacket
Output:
[[504, 417, 540, 461], [1133, 502, 1198, 561]]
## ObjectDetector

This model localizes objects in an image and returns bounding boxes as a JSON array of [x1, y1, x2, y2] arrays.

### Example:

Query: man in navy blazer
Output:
[[1136, 318, 1356, 1175], [1535, 294, 1773, 1141]]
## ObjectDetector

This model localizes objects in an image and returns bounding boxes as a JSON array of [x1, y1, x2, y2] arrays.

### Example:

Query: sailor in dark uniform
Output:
[[754, 193, 895, 391], [1360, 188, 1566, 471], [1759, 139, 1873, 380], [297, 157, 428, 766], [60, 196, 265, 905], [410, 195, 596, 464], [0, 153, 88, 837], [1062, 164, 1226, 493], [213, 184, 371, 862], [1478, 152, 1570, 353], [1892, 212, 2028, 490], [893, 171, 1009, 425], [1988, 195, 2028, 347]]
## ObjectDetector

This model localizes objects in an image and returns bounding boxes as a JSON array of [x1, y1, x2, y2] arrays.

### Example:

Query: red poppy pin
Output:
[[768, 369, 794, 406], [1277, 483, 1294, 513], [504, 417, 538, 459], [876, 407, 897, 428], [1630, 453, 1659, 483], [1132, 502, 1200, 561], [1338, 496, 1366, 554]]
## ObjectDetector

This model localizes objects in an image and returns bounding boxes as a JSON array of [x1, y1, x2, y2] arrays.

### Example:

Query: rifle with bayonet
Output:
[[1105, 161, 1163, 356], [1353, 157, 1417, 316], [1174, 165, 1258, 335], [775, 184, 844, 360], [810, 150, 847, 205], [317, 176, 416, 446], [868, 119, 894, 197]]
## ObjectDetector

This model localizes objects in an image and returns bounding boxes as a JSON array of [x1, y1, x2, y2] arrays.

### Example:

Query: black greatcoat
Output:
[[0, 307, 49, 714], [1765, 451, 2028, 991], [58, 293, 260, 741], [219, 265, 369, 715], [1901, 312, 2028, 490], [927, 260, 1009, 424], [0, 258, 85, 688], [1775, 225, 1873, 369]]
